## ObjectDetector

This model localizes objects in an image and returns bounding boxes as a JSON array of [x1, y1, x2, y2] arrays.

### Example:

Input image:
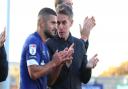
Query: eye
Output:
[[62, 21, 66, 25], [57, 21, 67, 25]]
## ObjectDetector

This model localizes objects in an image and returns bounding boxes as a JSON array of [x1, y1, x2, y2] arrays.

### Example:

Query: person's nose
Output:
[[58, 23, 63, 30]]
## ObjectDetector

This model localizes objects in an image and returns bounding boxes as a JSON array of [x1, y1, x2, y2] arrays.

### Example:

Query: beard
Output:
[[44, 29, 54, 38], [44, 23, 57, 38]]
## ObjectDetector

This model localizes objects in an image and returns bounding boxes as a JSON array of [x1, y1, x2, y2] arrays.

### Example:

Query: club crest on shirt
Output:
[[29, 44, 36, 55]]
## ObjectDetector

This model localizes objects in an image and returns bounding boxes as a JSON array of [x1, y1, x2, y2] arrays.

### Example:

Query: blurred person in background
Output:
[[0, 29, 8, 82]]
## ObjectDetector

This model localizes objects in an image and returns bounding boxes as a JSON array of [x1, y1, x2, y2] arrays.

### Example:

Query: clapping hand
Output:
[[0, 28, 6, 47], [86, 54, 99, 69], [80, 16, 96, 40]]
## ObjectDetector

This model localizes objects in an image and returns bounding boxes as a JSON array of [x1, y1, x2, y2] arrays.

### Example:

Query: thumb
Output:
[[69, 43, 74, 51], [93, 54, 98, 58], [64, 47, 68, 51]]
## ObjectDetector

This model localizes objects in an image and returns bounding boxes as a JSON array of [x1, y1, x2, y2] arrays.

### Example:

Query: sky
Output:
[[1, 0, 128, 76], [0, 0, 6, 31]]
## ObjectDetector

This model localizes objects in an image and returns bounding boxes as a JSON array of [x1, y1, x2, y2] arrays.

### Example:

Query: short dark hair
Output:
[[38, 7, 57, 20], [56, 4, 73, 19]]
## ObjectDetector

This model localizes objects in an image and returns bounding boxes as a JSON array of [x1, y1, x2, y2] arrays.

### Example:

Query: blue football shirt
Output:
[[20, 32, 50, 89]]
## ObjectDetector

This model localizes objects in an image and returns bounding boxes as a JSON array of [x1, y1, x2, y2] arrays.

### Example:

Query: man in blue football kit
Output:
[[20, 7, 73, 89]]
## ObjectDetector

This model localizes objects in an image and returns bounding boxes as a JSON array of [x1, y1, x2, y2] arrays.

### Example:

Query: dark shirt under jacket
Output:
[[46, 34, 91, 89], [0, 45, 8, 82]]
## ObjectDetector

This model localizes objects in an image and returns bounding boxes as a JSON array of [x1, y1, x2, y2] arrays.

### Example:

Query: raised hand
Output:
[[0, 28, 6, 47], [80, 16, 96, 40], [86, 54, 99, 69], [66, 43, 74, 67]]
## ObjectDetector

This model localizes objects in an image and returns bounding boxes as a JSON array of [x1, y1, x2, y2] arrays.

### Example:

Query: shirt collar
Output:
[[34, 32, 43, 42], [56, 32, 74, 44]]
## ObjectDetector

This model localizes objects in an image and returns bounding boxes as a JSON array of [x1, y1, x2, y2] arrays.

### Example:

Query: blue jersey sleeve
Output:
[[25, 36, 41, 66]]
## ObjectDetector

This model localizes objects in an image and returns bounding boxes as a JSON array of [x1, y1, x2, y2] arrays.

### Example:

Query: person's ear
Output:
[[70, 19, 73, 27], [39, 17, 44, 28]]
